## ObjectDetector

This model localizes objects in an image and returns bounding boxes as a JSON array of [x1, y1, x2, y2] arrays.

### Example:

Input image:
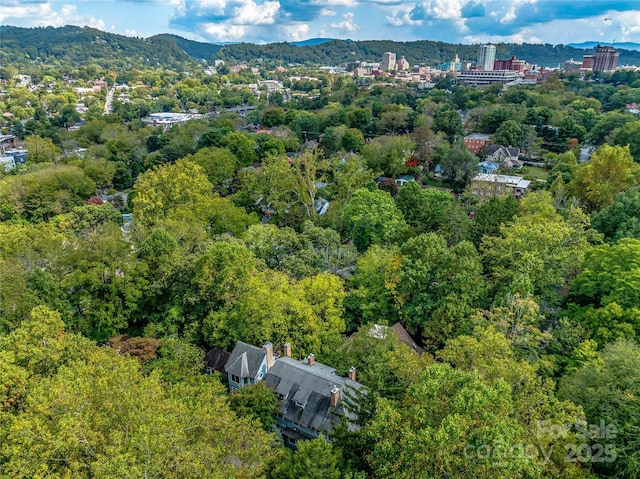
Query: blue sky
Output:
[[2, 1, 639, 45]]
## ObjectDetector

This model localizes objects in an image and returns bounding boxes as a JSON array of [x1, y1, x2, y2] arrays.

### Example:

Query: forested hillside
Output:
[[150, 33, 223, 60], [215, 38, 640, 67], [4, 25, 640, 68], [0, 25, 195, 70]]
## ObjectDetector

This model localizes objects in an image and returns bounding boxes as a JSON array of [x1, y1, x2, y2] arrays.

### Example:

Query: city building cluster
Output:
[[347, 43, 624, 87]]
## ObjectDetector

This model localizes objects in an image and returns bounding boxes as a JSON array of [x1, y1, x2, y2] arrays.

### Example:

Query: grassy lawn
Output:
[[514, 166, 550, 183]]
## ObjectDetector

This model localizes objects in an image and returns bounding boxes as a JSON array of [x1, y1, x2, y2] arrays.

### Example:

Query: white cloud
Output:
[[233, 0, 280, 25], [0, 2, 105, 30], [169, 0, 187, 17], [496, 0, 536, 24], [283, 23, 310, 41], [422, 0, 466, 21], [203, 22, 246, 40], [196, 0, 228, 14], [320, 8, 336, 16], [330, 11, 358, 34], [615, 11, 640, 41], [314, 0, 357, 7], [387, 12, 423, 27]]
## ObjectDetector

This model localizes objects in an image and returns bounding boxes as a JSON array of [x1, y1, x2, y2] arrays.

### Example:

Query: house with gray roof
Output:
[[486, 145, 520, 163], [265, 352, 362, 447], [223, 340, 364, 447], [224, 341, 274, 390]]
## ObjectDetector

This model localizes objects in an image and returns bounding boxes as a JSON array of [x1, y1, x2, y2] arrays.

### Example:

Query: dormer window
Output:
[[294, 401, 306, 409]]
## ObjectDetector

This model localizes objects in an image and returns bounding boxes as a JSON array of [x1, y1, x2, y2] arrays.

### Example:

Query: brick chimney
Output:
[[348, 366, 356, 382], [330, 386, 340, 407], [263, 342, 274, 370], [283, 342, 291, 358], [307, 353, 315, 366]]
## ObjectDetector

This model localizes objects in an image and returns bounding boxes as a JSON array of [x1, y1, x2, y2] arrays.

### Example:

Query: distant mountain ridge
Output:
[[291, 38, 336, 47], [568, 41, 640, 51], [2, 25, 640, 70]]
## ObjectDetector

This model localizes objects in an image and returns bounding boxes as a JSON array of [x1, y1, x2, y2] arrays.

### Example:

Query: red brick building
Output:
[[464, 133, 492, 154]]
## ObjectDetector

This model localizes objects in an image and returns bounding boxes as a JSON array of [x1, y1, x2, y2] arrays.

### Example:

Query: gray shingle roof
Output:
[[205, 347, 230, 373], [265, 356, 363, 434], [224, 342, 266, 379]]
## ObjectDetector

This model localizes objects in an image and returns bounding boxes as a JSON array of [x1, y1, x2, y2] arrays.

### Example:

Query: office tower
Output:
[[397, 55, 410, 71], [381, 52, 396, 71], [477, 44, 496, 71], [592, 45, 619, 73]]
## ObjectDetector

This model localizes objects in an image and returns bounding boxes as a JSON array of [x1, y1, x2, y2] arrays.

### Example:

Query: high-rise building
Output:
[[592, 45, 619, 73], [381, 52, 397, 72], [397, 55, 410, 71], [477, 44, 496, 71]]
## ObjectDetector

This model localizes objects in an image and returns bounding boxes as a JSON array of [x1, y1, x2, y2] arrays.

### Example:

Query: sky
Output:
[[1, 0, 640, 46]]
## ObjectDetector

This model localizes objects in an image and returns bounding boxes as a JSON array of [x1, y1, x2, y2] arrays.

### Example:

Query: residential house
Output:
[[396, 175, 415, 187], [0, 156, 16, 171], [470, 173, 531, 199], [464, 133, 491, 155], [478, 160, 499, 174], [0, 134, 17, 152], [501, 158, 524, 169], [266, 351, 362, 447], [221, 341, 364, 447], [486, 145, 520, 164], [225, 341, 273, 390], [3, 149, 27, 164], [205, 347, 231, 374], [93, 78, 109, 92]]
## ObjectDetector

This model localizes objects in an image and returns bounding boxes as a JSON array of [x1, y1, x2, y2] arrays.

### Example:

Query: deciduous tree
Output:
[[569, 144, 640, 212], [342, 189, 407, 252]]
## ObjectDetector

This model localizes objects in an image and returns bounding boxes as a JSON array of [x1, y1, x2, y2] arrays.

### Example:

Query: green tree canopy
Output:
[[395, 180, 455, 233], [364, 362, 533, 479], [345, 245, 402, 328], [560, 340, 640, 479], [132, 158, 213, 228], [569, 238, 640, 344], [183, 146, 238, 194], [398, 233, 485, 350], [591, 187, 640, 243], [362, 135, 414, 178], [269, 436, 341, 479], [0, 165, 96, 222], [0, 310, 278, 478], [568, 144, 640, 213], [482, 192, 597, 303], [342, 188, 407, 252]]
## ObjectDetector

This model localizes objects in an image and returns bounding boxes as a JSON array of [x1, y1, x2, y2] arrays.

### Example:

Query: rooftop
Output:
[[473, 173, 531, 189], [265, 356, 363, 432], [224, 341, 267, 378], [465, 133, 492, 140]]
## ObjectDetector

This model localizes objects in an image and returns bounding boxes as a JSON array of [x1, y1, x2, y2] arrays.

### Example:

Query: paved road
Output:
[[104, 87, 115, 115]]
